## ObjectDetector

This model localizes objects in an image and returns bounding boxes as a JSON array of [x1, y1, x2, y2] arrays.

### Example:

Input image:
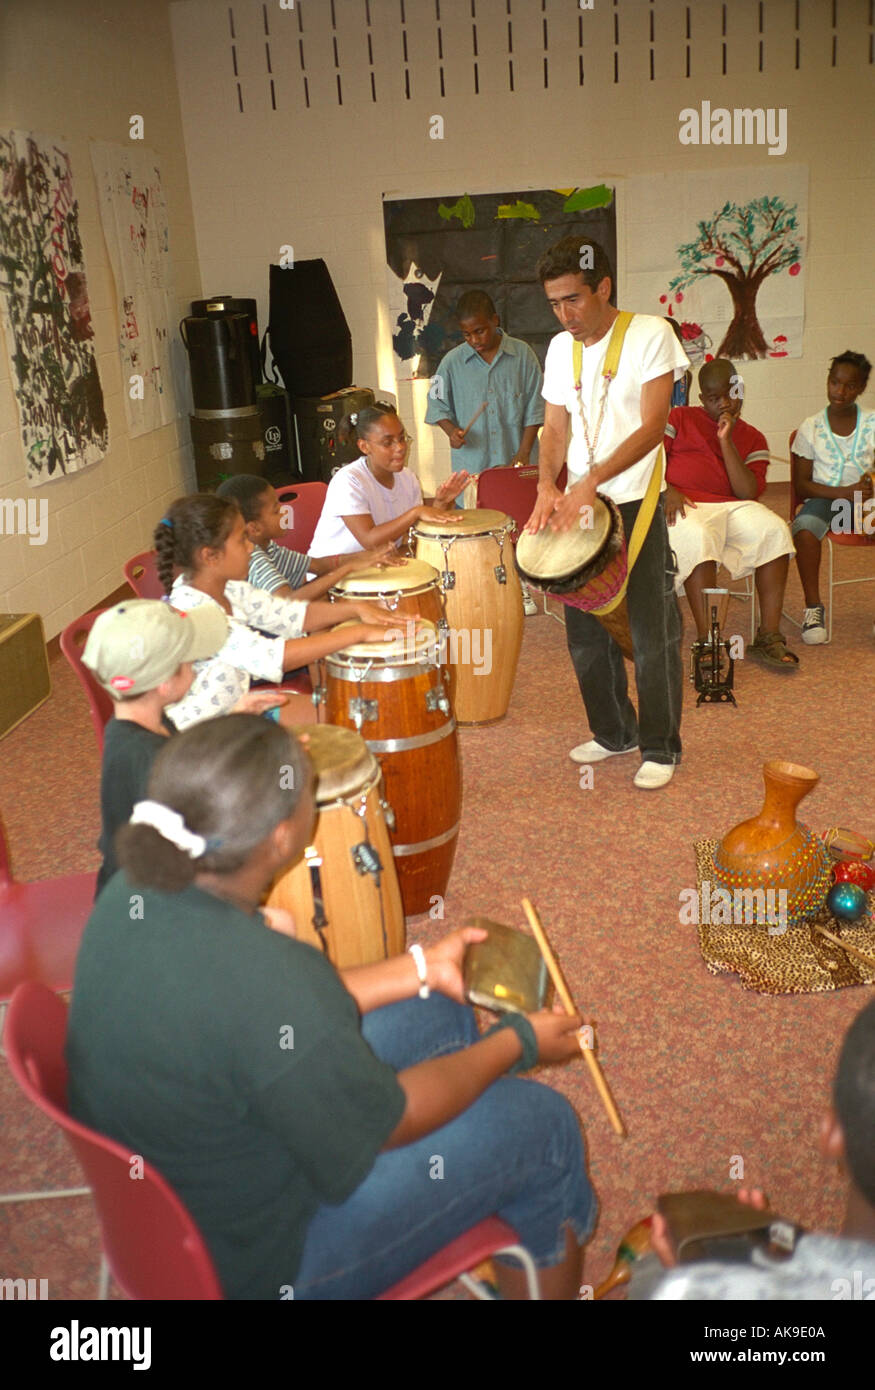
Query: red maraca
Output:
[[832, 860, 875, 893]]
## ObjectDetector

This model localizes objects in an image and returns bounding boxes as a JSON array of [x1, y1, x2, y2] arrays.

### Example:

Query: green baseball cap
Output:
[[83, 600, 229, 698]]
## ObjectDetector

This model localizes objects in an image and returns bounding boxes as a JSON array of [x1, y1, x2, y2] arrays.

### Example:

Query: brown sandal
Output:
[[748, 630, 800, 671]]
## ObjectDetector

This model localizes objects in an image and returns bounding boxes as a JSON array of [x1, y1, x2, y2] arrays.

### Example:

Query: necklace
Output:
[[821, 406, 862, 485], [573, 359, 614, 468]]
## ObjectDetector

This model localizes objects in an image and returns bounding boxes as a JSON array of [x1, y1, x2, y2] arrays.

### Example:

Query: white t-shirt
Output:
[[165, 578, 308, 730], [309, 457, 423, 557], [542, 314, 690, 503], [793, 408, 875, 487]]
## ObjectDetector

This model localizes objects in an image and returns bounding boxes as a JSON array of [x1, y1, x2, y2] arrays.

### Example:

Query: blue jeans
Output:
[[565, 498, 683, 765], [292, 995, 596, 1299]]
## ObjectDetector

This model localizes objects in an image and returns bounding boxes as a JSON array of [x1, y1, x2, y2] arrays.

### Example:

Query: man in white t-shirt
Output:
[[524, 237, 689, 790]]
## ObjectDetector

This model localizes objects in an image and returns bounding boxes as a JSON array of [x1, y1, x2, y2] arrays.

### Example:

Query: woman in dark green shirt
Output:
[[67, 715, 595, 1299]]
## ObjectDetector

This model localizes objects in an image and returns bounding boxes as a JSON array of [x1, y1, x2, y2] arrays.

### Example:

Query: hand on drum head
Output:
[[548, 477, 598, 535], [417, 504, 455, 526], [523, 483, 563, 534], [525, 1005, 586, 1065], [345, 545, 406, 574], [351, 601, 408, 629]]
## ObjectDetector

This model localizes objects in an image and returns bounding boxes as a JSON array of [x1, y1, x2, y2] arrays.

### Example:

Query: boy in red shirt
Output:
[[663, 358, 798, 670]]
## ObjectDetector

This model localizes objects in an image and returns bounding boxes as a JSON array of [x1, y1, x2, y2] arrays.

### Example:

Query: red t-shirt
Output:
[[664, 406, 771, 503]]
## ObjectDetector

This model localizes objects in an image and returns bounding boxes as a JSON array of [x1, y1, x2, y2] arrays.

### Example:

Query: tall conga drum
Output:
[[318, 622, 461, 917], [411, 509, 523, 726], [265, 724, 404, 967], [515, 495, 634, 660]]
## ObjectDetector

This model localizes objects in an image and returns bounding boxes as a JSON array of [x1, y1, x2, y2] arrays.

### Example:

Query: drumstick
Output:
[[812, 922, 875, 972], [460, 401, 487, 437], [521, 897, 625, 1137]]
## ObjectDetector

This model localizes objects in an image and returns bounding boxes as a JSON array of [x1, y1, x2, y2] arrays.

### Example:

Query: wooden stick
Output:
[[813, 922, 875, 972], [521, 898, 625, 1137], [461, 401, 487, 437]]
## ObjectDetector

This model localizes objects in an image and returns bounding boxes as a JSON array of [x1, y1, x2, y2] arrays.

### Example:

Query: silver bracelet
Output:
[[408, 943, 430, 1000]]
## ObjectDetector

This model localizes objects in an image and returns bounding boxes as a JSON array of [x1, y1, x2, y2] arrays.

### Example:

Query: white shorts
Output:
[[666, 500, 795, 592]]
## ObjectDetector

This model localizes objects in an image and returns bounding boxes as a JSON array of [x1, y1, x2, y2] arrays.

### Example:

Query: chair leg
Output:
[[458, 1244, 541, 1300], [98, 1253, 110, 1301], [826, 538, 834, 643]]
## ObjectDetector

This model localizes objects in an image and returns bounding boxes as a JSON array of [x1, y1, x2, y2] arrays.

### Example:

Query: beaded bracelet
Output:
[[484, 1013, 538, 1075]]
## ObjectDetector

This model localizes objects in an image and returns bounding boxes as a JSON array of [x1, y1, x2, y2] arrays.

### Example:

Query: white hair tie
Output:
[[130, 801, 208, 859]]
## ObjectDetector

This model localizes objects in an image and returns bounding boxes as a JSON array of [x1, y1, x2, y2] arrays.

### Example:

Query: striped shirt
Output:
[[248, 540, 311, 595]]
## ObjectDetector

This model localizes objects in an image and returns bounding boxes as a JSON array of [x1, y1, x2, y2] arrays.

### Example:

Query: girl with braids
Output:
[[309, 402, 470, 557], [67, 716, 595, 1300], [155, 494, 402, 730], [791, 350, 875, 644]]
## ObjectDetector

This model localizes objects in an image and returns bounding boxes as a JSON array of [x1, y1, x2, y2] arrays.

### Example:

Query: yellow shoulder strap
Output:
[[571, 309, 634, 385]]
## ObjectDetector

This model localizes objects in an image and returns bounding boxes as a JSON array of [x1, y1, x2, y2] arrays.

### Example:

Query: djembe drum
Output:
[[411, 508, 523, 725], [317, 622, 461, 917], [515, 495, 634, 659], [265, 724, 404, 967]]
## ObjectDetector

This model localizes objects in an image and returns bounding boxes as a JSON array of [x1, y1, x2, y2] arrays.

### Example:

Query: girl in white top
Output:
[[790, 350, 875, 643], [154, 494, 400, 730], [309, 404, 469, 557]]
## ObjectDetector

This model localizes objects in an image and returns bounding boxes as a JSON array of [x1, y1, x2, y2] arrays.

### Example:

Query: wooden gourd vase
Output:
[[712, 760, 833, 928]]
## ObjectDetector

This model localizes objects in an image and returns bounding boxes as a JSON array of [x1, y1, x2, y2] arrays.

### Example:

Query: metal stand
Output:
[[691, 588, 737, 706]]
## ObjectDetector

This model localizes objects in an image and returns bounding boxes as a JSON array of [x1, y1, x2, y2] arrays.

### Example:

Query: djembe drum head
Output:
[[515, 496, 615, 593]]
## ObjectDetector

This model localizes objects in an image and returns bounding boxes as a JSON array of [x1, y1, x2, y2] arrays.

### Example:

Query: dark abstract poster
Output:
[[383, 185, 617, 379], [0, 131, 107, 485]]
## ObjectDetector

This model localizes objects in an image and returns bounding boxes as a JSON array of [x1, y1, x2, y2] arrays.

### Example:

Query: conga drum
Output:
[[318, 622, 461, 917], [411, 509, 523, 726], [328, 557, 445, 630], [515, 495, 634, 660], [265, 724, 404, 967]]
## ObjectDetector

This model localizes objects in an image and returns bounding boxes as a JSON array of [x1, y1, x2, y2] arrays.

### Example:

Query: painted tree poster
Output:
[[0, 131, 107, 485], [90, 142, 182, 437], [384, 185, 617, 379], [625, 164, 807, 364]]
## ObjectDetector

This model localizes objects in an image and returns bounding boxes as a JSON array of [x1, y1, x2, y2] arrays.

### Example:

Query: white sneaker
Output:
[[633, 761, 675, 790], [523, 594, 538, 617], [569, 739, 638, 764], [801, 605, 827, 645]]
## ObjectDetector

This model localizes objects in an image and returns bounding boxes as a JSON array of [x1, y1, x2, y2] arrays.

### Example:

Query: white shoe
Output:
[[523, 594, 538, 617], [801, 605, 827, 645], [633, 760, 675, 790], [569, 739, 638, 764]]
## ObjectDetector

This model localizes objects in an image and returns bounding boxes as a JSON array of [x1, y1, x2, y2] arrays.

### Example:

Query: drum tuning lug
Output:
[[494, 564, 507, 585], [380, 798, 397, 832], [426, 687, 451, 716], [349, 696, 379, 729], [351, 842, 382, 878], [441, 570, 456, 591], [311, 684, 327, 706]]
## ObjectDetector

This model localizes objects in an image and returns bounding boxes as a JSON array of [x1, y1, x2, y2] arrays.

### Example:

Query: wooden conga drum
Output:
[[515, 495, 634, 660], [329, 557, 445, 629], [411, 509, 523, 726], [318, 623, 461, 917], [265, 724, 404, 967]]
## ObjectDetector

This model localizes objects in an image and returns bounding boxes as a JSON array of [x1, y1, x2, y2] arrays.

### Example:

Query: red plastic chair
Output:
[[476, 464, 569, 533], [788, 430, 875, 642], [376, 1216, 540, 1300], [123, 551, 164, 600], [59, 610, 114, 754], [4, 982, 224, 1300], [0, 816, 95, 1204], [274, 482, 328, 555]]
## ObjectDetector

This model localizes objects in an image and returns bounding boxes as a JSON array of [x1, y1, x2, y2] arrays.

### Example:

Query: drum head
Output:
[[330, 558, 440, 597], [291, 723, 379, 804], [330, 619, 439, 664], [515, 497, 613, 583], [414, 508, 512, 538]]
